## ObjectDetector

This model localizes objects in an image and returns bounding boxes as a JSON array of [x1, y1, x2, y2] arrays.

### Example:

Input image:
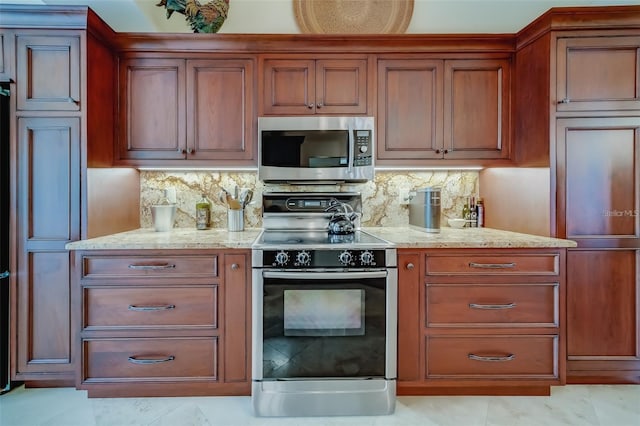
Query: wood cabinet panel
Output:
[[15, 117, 80, 379], [118, 58, 186, 160], [187, 59, 254, 161], [82, 254, 218, 279], [84, 286, 218, 329], [567, 250, 639, 360], [17, 251, 72, 374], [397, 252, 422, 382], [444, 59, 510, 160], [84, 338, 217, 381], [426, 335, 557, 378], [557, 36, 640, 111], [425, 253, 559, 276], [223, 252, 249, 383], [426, 284, 558, 327], [376, 57, 510, 163], [556, 117, 640, 240], [261, 57, 368, 115], [16, 34, 80, 111], [316, 59, 367, 114], [377, 59, 443, 160], [0, 30, 13, 81]]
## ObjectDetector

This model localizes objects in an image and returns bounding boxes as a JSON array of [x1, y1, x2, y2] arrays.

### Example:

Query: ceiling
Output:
[[1, 0, 638, 33]]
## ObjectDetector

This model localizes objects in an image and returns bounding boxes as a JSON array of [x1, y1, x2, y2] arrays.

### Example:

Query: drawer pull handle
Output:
[[127, 355, 175, 365], [468, 353, 515, 362], [469, 302, 517, 310], [128, 263, 176, 270], [468, 262, 516, 269], [128, 304, 176, 311]]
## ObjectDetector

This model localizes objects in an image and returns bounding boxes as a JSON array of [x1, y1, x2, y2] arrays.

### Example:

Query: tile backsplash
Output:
[[140, 171, 479, 229]]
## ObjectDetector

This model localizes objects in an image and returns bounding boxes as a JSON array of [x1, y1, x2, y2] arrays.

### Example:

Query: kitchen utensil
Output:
[[226, 192, 242, 210]]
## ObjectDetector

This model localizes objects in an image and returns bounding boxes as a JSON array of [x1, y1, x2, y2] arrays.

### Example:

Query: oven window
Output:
[[262, 277, 386, 379], [284, 289, 364, 337]]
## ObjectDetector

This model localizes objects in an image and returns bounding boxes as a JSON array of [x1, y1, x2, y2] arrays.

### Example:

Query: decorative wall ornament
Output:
[[156, 0, 229, 33], [294, 0, 414, 34]]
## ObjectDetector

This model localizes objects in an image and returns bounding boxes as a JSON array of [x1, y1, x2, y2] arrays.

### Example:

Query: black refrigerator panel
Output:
[[1, 83, 11, 393]]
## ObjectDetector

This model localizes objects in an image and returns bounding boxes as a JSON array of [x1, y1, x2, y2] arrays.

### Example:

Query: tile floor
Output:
[[0, 384, 638, 426]]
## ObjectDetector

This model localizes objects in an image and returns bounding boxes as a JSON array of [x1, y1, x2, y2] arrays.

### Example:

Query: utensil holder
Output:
[[227, 208, 244, 232], [151, 205, 177, 232]]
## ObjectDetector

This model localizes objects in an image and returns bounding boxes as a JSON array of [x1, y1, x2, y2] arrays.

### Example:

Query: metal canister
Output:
[[409, 187, 441, 233]]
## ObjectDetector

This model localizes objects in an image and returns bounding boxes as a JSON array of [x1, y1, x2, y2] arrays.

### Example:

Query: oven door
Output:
[[252, 269, 397, 382]]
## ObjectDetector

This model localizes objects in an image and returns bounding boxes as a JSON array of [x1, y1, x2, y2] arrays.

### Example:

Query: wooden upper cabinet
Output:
[[0, 30, 13, 82], [118, 58, 186, 161], [444, 59, 511, 160], [377, 57, 510, 163], [556, 117, 640, 243], [186, 59, 254, 161], [16, 34, 81, 111], [556, 36, 640, 112], [261, 58, 368, 115], [377, 58, 443, 161], [118, 57, 255, 164]]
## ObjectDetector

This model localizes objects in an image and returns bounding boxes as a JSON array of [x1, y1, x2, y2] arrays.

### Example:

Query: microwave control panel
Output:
[[353, 130, 372, 166]]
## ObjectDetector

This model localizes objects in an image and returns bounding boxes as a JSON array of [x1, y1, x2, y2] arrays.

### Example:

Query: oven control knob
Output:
[[295, 250, 311, 266], [338, 250, 353, 265], [360, 250, 375, 265], [274, 251, 290, 266]]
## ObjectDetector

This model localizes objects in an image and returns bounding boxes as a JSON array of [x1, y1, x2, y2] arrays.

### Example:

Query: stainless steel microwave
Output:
[[258, 116, 375, 184]]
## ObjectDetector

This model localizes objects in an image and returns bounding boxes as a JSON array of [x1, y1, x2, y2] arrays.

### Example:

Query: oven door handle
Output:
[[262, 270, 387, 280]]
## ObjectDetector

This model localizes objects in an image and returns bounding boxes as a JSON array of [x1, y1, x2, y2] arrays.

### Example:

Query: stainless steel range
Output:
[[251, 192, 398, 417]]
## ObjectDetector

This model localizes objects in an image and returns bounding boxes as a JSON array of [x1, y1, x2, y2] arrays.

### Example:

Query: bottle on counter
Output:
[[477, 197, 485, 227], [196, 193, 211, 230], [469, 196, 478, 227], [462, 200, 470, 227]]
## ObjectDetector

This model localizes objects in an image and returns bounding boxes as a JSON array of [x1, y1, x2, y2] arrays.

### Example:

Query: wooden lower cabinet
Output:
[[397, 248, 566, 395], [73, 249, 250, 397]]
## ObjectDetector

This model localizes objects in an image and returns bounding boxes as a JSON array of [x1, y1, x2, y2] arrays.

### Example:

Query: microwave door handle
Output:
[[262, 271, 387, 280], [347, 124, 354, 176]]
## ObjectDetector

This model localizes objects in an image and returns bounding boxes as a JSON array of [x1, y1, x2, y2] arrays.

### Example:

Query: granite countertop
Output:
[[66, 226, 576, 250], [65, 228, 262, 250], [364, 227, 577, 248]]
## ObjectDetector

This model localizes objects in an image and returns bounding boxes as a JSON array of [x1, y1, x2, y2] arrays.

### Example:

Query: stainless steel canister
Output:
[[227, 208, 244, 232], [408, 187, 441, 233]]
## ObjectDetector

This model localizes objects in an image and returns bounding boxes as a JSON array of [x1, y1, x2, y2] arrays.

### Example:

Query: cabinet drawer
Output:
[[425, 254, 559, 275], [426, 284, 558, 326], [426, 335, 557, 378], [83, 338, 217, 380], [84, 286, 217, 329], [82, 255, 218, 278]]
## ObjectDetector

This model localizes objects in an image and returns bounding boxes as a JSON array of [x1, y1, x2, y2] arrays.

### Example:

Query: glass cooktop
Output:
[[253, 230, 393, 250]]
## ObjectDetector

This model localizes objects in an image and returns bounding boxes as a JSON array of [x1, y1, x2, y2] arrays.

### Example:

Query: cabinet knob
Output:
[[558, 98, 571, 104], [406, 263, 414, 270], [231, 263, 239, 270], [443, 149, 449, 154], [307, 103, 314, 109], [179, 148, 186, 154], [435, 149, 441, 154], [317, 102, 323, 109], [67, 97, 79, 105], [187, 148, 194, 154]]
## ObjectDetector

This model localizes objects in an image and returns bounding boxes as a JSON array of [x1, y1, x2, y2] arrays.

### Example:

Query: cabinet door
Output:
[[187, 59, 255, 162], [567, 250, 640, 375], [118, 58, 186, 160], [223, 252, 250, 384], [15, 117, 80, 379], [444, 59, 511, 160], [262, 59, 315, 115], [556, 36, 640, 111], [556, 117, 640, 242], [377, 59, 443, 161], [0, 30, 13, 82], [316, 59, 367, 114], [397, 252, 422, 383], [16, 34, 80, 111]]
